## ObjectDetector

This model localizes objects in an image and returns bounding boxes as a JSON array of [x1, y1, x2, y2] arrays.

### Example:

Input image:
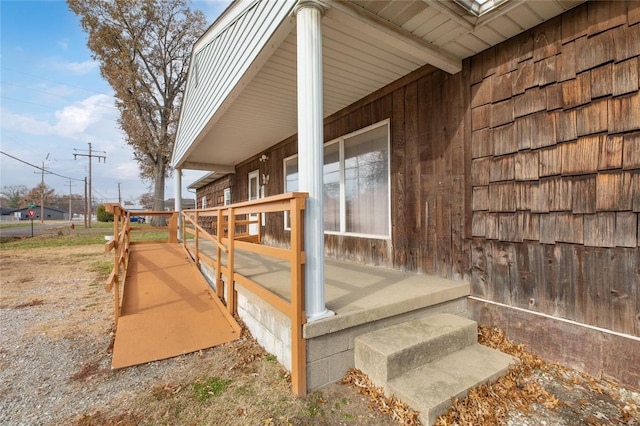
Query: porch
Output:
[[103, 198, 469, 398], [180, 193, 469, 392], [196, 246, 469, 391]]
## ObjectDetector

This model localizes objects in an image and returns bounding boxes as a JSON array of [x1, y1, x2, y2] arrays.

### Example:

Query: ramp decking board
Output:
[[112, 243, 240, 369]]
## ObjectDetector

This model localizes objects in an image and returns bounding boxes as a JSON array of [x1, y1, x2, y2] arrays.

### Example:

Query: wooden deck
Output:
[[111, 243, 241, 369]]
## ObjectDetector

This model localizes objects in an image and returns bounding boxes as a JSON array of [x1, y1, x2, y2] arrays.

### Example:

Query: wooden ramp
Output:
[[112, 243, 241, 369]]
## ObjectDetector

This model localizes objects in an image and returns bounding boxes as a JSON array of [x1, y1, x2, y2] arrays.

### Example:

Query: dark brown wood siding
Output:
[[197, 174, 234, 231], [225, 65, 470, 277]]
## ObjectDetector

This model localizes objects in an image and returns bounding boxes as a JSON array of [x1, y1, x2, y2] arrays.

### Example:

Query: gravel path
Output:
[[0, 246, 202, 425]]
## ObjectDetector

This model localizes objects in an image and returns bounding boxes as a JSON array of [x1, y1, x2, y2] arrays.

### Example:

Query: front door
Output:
[[248, 170, 260, 235]]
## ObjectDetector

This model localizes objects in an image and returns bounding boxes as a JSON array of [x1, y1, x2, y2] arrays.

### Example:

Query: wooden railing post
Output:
[[290, 195, 307, 396], [113, 205, 119, 250], [181, 212, 187, 250], [257, 212, 262, 244], [216, 209, 224, 300], [227, 207, 236, 315], [112, 205, 121, 323], [168, 212, 178, 243], [194, 210, 200, 266]]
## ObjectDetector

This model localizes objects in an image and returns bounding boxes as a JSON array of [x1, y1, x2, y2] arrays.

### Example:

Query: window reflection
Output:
[[283, 120, 389, 238]]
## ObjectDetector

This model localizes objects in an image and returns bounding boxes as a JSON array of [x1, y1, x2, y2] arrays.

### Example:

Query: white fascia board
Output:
[[194, 0, 259, 53], [181, 161, 236, 173], [326, 1, 462, 74]]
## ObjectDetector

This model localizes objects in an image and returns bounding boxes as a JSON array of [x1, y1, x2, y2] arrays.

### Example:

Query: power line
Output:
[[0, 95, 120, 124], [73, 143, 106, 229], [2, 81, 119, 111], [0, 150, 84, 182], [0, 66, 113, 97]]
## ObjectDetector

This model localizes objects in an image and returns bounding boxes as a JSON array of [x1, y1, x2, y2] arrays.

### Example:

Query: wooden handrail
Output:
[[102, 196, 309, 396], [180, 192, 309, 396]]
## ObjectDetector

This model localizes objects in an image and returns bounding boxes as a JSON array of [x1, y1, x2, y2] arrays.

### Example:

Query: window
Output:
[[224, 188, 231, 206], [284, 120, 390, 238], [201, 196, 207, 209]]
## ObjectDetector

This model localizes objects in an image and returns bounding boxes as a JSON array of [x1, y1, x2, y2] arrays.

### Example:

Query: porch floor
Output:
[[192, 241, 469, 338]]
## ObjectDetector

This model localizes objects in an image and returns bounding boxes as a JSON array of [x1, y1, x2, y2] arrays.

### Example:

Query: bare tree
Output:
[[21, 184, 56, 208], [68, 0, 207, 224], [0, 185, 29, 208], [139, 192, 155, 209]]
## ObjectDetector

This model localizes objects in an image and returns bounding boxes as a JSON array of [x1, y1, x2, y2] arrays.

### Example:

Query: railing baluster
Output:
[[290, 196, 307, 396], [195, 210, 200, 266], [216, 209, 224, 300], [182, 212, 187, 249], [227, 207, 236, 314]]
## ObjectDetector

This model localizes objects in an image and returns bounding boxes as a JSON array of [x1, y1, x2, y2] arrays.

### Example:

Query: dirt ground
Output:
[[1, 241, 639, 425]]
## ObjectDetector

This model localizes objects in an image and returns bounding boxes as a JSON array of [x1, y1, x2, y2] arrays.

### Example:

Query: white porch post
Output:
[[295, 0, 333, 322], [174, 168, 182, 241]]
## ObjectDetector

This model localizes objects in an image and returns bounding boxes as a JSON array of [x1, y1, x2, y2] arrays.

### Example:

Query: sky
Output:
[[0, 0, 231, 205]]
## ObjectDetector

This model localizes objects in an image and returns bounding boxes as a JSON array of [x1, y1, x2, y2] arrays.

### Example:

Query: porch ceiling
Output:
[[173, 0, 584, 172]]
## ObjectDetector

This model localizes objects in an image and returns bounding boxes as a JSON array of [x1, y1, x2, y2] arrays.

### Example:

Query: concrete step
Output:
[[388, 343, 515, 426], [353, 313, 515, 425], [354, 313, 477, 386]]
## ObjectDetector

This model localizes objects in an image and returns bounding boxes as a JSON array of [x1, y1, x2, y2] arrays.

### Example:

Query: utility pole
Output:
[[73, 143, 106, 229], [118, 182, 122, 205], [67, 179, 74, 222], [39, 153, 50, 224], [84, 177, 88, 229]]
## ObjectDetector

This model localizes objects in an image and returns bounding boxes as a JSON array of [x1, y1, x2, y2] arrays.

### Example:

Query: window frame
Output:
[[283, 119, 391, 240]]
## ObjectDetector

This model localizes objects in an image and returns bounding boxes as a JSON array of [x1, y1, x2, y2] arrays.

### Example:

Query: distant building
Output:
[[13, 206, 67, 220], [1, 207, 16, 216], [1, 207, 18, 223], [164, 198, 195, 211]]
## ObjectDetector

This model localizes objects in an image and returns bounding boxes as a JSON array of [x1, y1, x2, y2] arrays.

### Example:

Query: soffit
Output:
[[175, 0, 585, 171]]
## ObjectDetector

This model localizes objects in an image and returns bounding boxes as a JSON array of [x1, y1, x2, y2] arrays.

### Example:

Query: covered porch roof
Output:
[[172, 0, 584, 172]]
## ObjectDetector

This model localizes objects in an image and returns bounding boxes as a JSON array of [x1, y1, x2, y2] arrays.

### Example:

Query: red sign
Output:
[[27, 209, 36, 218]]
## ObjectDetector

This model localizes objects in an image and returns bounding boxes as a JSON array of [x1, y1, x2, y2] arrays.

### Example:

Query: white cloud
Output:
[[1, 94, 122, 153], [0, 108, 52, 135], [52, 59, 99, 75], [58, 40, 69, 50], [52, 94, 120, 140]]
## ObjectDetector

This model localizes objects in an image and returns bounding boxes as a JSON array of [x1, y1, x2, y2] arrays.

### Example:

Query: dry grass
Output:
[[71, 333, 396, 426], [13, 299, 45, 309]]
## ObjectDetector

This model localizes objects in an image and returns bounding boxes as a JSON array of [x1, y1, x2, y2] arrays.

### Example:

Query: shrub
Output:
[[97, 204, 114, 222]]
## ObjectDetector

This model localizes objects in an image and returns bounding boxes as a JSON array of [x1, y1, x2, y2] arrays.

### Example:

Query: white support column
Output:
[[295, 0, 333, 322], [174, 168, 182, 241]]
